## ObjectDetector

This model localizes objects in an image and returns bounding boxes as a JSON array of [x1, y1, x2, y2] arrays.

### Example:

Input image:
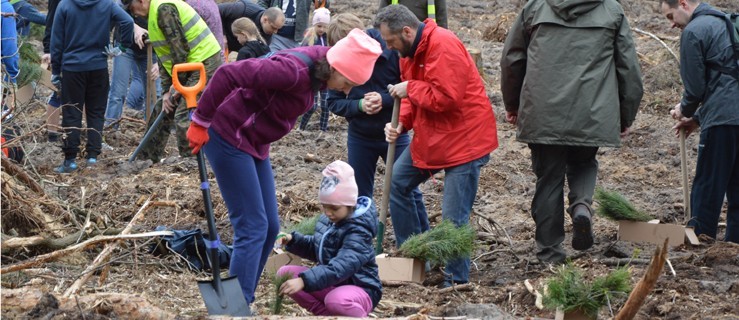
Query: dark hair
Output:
[[312, 58, 331, 91], [372, 4, 420, 34]]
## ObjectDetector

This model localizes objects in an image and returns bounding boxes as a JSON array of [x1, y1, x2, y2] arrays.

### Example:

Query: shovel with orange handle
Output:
[[171, 63, 251, 316]]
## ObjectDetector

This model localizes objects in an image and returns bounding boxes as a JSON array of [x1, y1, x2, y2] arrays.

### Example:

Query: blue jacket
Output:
[[326, 28, 404, 141], [678, 3, 739, 129], [50, 0, 133, 74], [286, 196, 382, 308], [1, 0, 19, 83]]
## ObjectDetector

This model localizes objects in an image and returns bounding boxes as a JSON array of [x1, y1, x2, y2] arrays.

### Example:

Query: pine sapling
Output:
[[271, 271, 294, 314], [594, 187, 653, 221], [287, 214, 320, 235], [543, 263, 632, 318], [398, 220, 475, 266]]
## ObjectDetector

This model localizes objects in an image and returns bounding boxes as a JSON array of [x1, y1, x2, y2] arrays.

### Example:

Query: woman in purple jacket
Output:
[[186, 29, 381, 312]]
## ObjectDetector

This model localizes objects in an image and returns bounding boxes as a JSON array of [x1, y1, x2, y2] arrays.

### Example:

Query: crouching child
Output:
[[275, 160, 382, 317]]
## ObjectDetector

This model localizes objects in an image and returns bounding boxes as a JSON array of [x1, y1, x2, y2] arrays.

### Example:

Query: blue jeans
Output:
[[390, 149, 490, 283], [12, 1, 45, 37], [300, 90, 329, 131], [105, 51, 160, 127], [689, 125, 739, 243], [203, 128, 280, 303], [347, 133, 428, 231]]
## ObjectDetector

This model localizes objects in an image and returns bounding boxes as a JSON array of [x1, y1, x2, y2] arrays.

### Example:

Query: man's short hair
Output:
[[263, 7, 284, 22], [660, 0, 699, 8], [327, 13, 364, 46], [373, 4, 420, 34]]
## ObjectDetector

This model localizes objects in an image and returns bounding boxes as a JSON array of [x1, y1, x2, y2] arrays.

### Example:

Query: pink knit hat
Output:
[[318, 160, 358, 206], [326, 28, 382, 85], [312, 8, 330, 26]]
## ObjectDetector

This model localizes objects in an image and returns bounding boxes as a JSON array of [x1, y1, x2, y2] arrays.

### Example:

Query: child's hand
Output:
[[279, 277, 305, 295], [275, 232, 292, 248]]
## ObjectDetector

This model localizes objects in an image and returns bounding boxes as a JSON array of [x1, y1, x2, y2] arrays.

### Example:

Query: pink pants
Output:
[[277, 265, 373, 317]]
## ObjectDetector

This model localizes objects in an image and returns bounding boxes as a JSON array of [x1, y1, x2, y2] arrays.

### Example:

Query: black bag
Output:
[[150, 227, 233, 272]]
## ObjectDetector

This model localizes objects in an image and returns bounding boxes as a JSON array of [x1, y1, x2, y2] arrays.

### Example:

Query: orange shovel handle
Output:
[[172, 62, 207, 109]]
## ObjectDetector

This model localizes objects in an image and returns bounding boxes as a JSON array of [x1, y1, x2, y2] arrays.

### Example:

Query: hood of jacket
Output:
[[545, 0, 603, 21], [71, 0, 101, 9]]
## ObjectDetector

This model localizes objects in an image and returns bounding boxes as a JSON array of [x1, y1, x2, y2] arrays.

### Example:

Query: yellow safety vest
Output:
[[390, 0, 435, 21], [148, 0, 220, 75]]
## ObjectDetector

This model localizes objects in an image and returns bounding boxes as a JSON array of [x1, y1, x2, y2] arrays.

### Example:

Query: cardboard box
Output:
[[14, 85, 35, 106], [264, 249, 301, 274], [618, 219, 700, 247], [375, 254, 425, 283]]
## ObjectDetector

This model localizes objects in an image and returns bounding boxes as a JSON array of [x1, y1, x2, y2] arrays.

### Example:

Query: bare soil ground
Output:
[[2, 0, 739, 319]]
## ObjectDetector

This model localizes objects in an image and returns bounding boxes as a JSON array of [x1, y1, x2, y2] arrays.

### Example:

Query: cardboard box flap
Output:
[[618, 220, 691, 247], [375, 254, 425, 283]]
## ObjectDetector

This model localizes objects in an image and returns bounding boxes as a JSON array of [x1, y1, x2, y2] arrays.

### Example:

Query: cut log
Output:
[[467, 48, 484, 78], [1, 288, 174, 320]]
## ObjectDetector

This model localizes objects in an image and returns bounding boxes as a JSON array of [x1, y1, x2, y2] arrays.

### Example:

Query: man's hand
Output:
[[388, 81, 408, 99], [363, 92, 382, 115], [673, 118, 699, 138], [162, 88, 181, 113], [103, 44, 123, 57], [134, 24, 148, 49], [384, 122, 404, 143], [670, 103, 684, 120], [41, 54, 51, 65], [505, 110, 518, 125], [279, 277, 305, 295], [150, 63, 159, 81], [620, 126, 630, 140]]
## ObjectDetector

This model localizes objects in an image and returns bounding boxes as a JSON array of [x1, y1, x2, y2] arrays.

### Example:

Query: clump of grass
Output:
[[594, 187, 653, 222], [543, 263, 631, 318], [271, 271, 294, 315], [285, 214, 320, 235], [398, 220, 475, 266]]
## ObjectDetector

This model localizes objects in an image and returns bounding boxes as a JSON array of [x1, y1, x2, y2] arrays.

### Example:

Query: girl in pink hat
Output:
[[299, 7, 331, 132], [186, 29, 382, 315], [275, 160, 381, 317]]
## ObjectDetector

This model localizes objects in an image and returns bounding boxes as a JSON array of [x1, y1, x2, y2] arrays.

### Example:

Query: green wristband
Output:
[[358, 99, 364, 113]]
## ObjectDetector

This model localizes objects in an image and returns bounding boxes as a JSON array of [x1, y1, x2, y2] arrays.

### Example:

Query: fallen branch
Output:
[[615, 239, 669, 320], [1, 157, 44, 194], [437, 283, 473, 294], [1, 228, 123, 253], [632, 27, 679, 63], [64, 197, 155, 297], [0, 230, 172, 274]]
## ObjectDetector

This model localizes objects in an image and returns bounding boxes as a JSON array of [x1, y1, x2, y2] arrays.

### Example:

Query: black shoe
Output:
[[571, 205, 594, 251]]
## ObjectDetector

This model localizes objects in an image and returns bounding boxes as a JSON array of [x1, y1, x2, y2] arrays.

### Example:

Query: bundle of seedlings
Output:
[[594, 187, 653, 222], [398, 220, 475, 266], [286, 213, 320, 235], [271, 271, 294, 314], [16, 42, 42, 88], [543, 263, 631, 319]]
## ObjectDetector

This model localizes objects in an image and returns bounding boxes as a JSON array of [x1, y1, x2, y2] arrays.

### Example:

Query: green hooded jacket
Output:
[[500, 0, 643, 147]]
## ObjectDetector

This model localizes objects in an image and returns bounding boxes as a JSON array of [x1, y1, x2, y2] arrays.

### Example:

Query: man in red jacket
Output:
[[375, 4, 498, 288]]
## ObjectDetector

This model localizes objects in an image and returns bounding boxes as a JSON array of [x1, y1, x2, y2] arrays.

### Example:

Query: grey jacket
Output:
[[679, 3, 739, 129], [500, 0, 643, 147], [257, 0, 312, 42]]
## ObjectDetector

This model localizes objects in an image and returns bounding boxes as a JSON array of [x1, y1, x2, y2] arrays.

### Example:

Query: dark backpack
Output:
[[693, 9, 739, 80]]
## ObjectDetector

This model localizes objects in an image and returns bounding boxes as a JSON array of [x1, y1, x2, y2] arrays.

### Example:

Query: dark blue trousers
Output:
[[690, 125, 739, 243], [203, 128, 280, 303], [347, 133, 429, 232]]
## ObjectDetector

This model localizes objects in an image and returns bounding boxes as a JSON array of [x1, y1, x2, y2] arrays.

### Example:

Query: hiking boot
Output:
[[54, 160, 78, 173], [571, 204, 594, 251]]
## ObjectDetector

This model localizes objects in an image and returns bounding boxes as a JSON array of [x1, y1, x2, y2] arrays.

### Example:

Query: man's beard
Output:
[[398, 36, 413, 58]]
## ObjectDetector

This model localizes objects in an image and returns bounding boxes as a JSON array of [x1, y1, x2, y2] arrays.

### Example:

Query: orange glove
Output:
[[187, 122, 209, 154]]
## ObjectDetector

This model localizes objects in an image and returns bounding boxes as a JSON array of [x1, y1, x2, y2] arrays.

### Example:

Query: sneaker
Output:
[[54, 160, 78, 173], [571, 204, 594, 251], [86, 158, 97, 165], [102, 143, 114, 151]]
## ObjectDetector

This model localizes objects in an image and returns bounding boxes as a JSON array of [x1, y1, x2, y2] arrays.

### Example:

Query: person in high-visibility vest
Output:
[[378, 0, 447, 29], [126, 0, 223, 162]]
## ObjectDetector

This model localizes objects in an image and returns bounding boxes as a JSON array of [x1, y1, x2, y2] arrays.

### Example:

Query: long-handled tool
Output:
[[145, 40, 154, 121], [171, 63, 250, 316], [680, 128, 691, 224], [375, 84, 401, 255]]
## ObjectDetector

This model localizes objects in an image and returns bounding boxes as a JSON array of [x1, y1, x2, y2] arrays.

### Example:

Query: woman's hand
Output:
[[279, 277, 305, 295]]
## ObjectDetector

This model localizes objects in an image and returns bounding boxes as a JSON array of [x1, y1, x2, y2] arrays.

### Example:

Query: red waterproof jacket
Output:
[[400, 20, 498, 169]]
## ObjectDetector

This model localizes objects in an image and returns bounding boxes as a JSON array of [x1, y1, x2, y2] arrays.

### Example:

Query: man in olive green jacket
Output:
[[500, 0, 643, 264]]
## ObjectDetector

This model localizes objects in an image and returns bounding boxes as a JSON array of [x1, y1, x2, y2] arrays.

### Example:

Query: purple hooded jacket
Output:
[[192, 46, 330, 159]]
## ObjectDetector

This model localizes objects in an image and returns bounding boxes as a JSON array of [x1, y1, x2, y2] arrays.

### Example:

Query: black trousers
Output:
[[60, 69, 109, 160], [529, 144, 599, 263]]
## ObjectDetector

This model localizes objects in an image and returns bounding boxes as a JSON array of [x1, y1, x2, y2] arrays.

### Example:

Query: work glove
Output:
[[103, 44, 123, 57], [50, 74, 62, 90], [187, 121, 209, 154]]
